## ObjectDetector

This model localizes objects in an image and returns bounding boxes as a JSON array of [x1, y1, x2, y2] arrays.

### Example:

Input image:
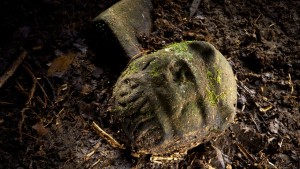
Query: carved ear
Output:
[[188, 41, 216, 64]]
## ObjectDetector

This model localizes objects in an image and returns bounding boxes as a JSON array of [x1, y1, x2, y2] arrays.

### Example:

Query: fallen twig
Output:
[[18, 107, 41, 143], [15, 80, 28, 96], [150, 154, 184, 164], [22, 64, 37, 105], [84, 142, 101, 161], [36, 80, 49, 107], [89, 159, 101, 169], [288, 73, 294, 94], [235, 142, 257, 165], [0, 101, 14, 106], [0, 50, 27, 88], [18, 107, 30, 143], [91, 121, 125, 150], [45, 108, 65, 127], [44, 76, 56, 101], [36, 96, 47, 108]]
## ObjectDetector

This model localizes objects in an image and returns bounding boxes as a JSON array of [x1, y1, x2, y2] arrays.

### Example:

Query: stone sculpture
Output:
[[110, 41, 237, 157]]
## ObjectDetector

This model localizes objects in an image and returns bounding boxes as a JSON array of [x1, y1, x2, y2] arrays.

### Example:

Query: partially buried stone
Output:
[[111, 41, 237, 157]]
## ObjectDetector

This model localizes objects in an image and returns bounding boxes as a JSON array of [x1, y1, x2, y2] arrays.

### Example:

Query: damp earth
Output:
[[0, 0, 299, 168]]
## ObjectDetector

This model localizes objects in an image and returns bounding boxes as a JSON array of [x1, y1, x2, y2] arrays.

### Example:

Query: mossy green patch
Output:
[[169, 41, 194, 61], [206, 67, 225, 105], [207, 68, 222, 85], [149, 61, 160, 78], [167, 41, 191, 52], [206, 88, 226, 105], [123, 62, 139, 77]]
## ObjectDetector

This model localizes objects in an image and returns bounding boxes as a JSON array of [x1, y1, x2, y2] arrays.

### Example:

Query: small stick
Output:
[[35, 96, 47, 108], [18, 107, 30, 143], [45, 108, 65, 127], [91, 121, 125, 150], [89, 159, 101, 169], [84, 142, 101, 161], [36, 80, 49, 107], [150, 155, 184, 163], [44, 76, 56, 100], [253, 14, 262, 25], [15, 81, 29, 96], [0, 50, 27, 88], [235, 143, 257, 165], [288, 73, 294, 94], [22, 65, 37, 105], [0, 101, 13, 105]]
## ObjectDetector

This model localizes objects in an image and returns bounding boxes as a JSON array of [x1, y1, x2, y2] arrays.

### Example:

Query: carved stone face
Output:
[[111, 41, 237, 156]]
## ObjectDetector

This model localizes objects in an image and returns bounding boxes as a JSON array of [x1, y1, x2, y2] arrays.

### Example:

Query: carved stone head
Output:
[[111, 41, 237, 156]]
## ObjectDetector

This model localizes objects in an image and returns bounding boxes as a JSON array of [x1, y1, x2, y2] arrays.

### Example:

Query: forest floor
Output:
[[0, 0, 299, 168]]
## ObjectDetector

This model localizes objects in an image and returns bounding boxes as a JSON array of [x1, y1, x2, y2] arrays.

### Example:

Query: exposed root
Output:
[[18, 107, 30, 143], [22, 64, 37, 105], [0, 50, 27, 88]]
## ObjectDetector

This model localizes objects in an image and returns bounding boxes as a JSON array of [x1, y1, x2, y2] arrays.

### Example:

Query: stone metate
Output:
[[111, 41, 237, 157]]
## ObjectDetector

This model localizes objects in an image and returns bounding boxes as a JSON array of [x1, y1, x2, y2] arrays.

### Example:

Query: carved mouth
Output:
[[115, 77, 164, 147], [128, 99, 162, 144], [133, 115, 158, 142]]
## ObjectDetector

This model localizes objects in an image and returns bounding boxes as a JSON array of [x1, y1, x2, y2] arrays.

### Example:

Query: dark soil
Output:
[[0, 0, 299, 168]]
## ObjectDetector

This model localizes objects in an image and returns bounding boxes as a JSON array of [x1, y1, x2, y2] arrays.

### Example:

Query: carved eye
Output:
[[171, 61, 195, 83], [188, 41, 216, 64]]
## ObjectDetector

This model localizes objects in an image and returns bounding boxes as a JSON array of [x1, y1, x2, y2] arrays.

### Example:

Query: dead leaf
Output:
[[32, 123, 49, 136], [47, 52, 76, 77]]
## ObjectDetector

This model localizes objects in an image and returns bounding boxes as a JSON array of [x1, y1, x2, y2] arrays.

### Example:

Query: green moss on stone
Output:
[[206, 88, 226, 105], [164, 41, 195, 63], [206, 67, 225, 105], [149, 60, 160, 78], [207, 68, 222, 85], [122, 62, 139, 77], [168, 41, 190, 52]]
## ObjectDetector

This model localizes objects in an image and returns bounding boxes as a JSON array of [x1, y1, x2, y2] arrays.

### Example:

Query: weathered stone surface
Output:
[[111, 41, 237, 156], [93, 0, 152, 58]]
